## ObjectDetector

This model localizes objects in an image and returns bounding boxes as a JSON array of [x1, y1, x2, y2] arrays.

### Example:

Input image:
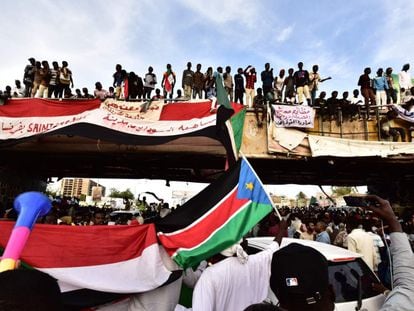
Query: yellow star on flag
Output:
[[245, 182, 254, 191]]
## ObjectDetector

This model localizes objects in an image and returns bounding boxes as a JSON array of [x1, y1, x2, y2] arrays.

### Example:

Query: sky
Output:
[[1, 0, 406, 198], [1, 0, 413, 95]]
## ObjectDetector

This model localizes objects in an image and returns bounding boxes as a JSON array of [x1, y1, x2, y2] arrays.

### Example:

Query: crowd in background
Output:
[[254, 204, 414, 288], [1, 58, 412, 110], [1, 58, 414, 141], [2, 191, 414, 289], [0, 194, 175, 226]]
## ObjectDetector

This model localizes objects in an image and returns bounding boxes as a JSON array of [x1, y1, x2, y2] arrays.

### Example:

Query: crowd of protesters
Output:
[[1, 58, 413, 140], [1, 58, 412, 107], [252, 203, 414, 290], [0, 194, 175, 226], [1, 193, 413, 310]]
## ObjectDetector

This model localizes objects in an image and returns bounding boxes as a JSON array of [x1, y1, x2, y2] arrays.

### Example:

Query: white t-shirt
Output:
[[12, 86, 25, 97], [274, 76, 285, 91], [191, 242, 279, 311], [399, 71, 412, 90], [350, 95, 364, 106], [347, 229, 377, 271]]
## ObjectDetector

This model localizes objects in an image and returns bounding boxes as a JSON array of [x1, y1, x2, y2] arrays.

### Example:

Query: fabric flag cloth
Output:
[[156, 157, 274, 269], [0, 98, 245, 151], [0, 97, 246, 169], [393, 104, 414, 123], [0, 222, 171, 294], [214, 72, 245, 165], [224, 108, 246, 163], [164, 72, 175, 94]]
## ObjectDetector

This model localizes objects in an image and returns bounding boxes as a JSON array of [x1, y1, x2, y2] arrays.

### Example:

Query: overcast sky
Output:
[[1, 0, 413, 94], [2, 1, 405, 198]]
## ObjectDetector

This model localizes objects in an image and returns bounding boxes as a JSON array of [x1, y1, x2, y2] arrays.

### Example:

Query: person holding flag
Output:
[[157, 157, 281, 269], [162, 64, 176, 99], [158, 157, 283, 311]]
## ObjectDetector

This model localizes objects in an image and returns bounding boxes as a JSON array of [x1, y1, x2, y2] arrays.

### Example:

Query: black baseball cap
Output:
[[270, 243, 329, 306], [28, 57, 35, 61]]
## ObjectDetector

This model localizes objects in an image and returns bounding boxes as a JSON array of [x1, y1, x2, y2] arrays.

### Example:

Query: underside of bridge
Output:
[[1, 134, 414, 185], [1, 100, 414, 212], [1, 124, 414, 207]]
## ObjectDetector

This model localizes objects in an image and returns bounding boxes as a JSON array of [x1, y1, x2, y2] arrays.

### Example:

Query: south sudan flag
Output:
[[156, 157, 273, 269]]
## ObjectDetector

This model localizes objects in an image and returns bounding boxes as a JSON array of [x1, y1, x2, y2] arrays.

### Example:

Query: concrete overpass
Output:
[[1, 107, 414, 207]]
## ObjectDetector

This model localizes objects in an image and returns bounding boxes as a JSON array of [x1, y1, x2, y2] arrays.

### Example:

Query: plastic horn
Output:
[[0, 192, 51, 272]]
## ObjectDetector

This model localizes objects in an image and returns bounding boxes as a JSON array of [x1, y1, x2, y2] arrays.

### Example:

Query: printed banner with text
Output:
[[0, 98, 222, 140], [272, 104, 315, 128]]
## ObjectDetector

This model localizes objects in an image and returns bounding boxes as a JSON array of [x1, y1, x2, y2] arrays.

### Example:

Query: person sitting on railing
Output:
[[94, 82, 108, 101], [63, 88, 74, 99], [12, 80, 25, 98], [340, 91, 353, 121], [82, 87, 94, 99], [350, 89, 364, 120], [107, 86, 115, 99], [151, 88, 164, 101], [402, 87, 414, 109], [174, 89, 186, 101], [379, 110, 406, 142], [326, 91, 339, 121], [253, 88, 266, 127], [314, 91, 328, 120], [73, 88, 83, 99]]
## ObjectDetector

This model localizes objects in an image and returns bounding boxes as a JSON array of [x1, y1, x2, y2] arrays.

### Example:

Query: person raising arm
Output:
[[363, 195, 414, 311]]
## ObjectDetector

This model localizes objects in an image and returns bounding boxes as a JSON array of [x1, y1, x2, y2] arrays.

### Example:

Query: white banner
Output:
[[0, 100, 216, 140], [272, 105, 315, 128]]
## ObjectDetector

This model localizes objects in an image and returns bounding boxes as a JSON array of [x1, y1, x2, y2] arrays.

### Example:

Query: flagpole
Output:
[[239, 152, 282, 220]]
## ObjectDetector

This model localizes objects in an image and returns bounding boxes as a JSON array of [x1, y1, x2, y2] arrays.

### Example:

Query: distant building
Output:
[[60, 178, 106, 198]]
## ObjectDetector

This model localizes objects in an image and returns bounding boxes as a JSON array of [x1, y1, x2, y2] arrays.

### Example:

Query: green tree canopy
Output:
[[331, 186, 354, 196], [296, 191, 307, 200], [109, 188, 135, 200]]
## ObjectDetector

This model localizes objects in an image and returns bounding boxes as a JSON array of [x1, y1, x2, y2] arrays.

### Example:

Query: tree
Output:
[[109, 188, 135, 200], [296, 191, 307, 200], [331, 186, 354, 197], [296, 191, 307, 207]]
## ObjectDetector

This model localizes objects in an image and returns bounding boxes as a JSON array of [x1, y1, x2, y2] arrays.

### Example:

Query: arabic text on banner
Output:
[[272, 105, 315, 128]]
